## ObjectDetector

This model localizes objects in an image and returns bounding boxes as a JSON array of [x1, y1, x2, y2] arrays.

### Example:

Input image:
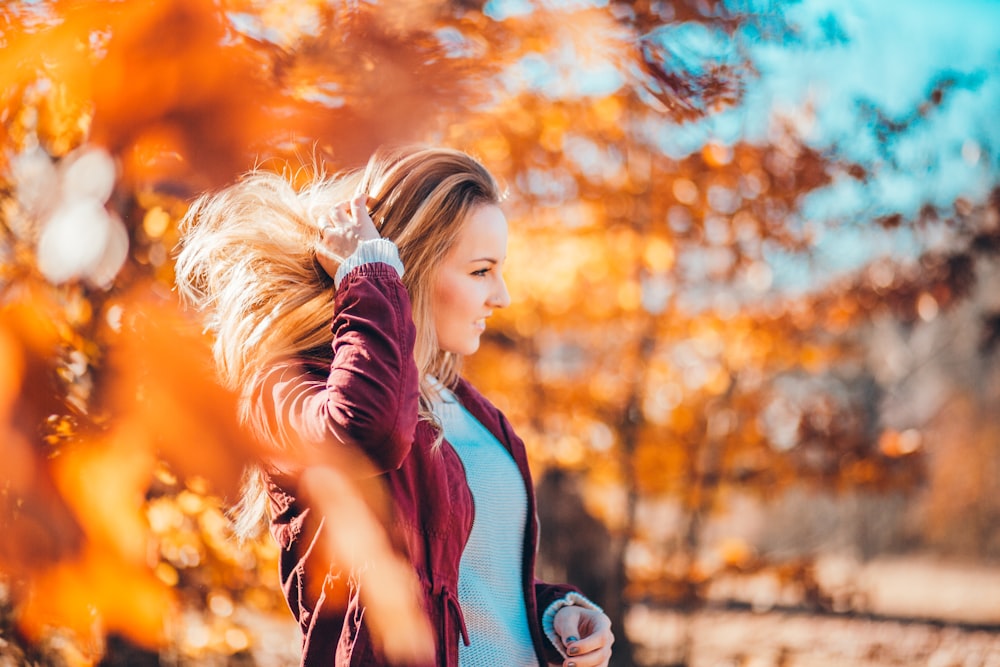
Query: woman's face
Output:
[[431, 203, 510, 356]]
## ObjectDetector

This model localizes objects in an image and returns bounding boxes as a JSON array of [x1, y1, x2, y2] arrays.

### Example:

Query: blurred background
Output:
[[1, 0, 998, 665]]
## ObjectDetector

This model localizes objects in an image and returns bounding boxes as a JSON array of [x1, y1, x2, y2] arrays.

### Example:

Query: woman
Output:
[[175, 146, 614, 666]]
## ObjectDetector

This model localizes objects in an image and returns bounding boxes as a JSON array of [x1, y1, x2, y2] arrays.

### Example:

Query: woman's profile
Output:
[[174, 146, 614, 666]]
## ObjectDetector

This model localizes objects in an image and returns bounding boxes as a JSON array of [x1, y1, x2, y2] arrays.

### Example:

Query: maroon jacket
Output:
[[255, 263, 575, 666]]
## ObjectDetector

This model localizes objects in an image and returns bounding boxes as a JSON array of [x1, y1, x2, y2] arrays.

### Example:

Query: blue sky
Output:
[[750, 0, 998, 211], [670, 0, 1000, 286]]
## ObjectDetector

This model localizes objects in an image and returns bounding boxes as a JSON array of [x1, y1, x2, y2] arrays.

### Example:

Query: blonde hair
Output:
[[174, 146, 501, 536]]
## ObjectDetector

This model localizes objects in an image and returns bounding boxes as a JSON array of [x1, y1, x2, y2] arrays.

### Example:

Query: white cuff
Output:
[[541, 591, 604, 658], [333, 238, 405, 289]]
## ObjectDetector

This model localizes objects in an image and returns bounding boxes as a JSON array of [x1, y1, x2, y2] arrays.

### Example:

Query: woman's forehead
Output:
[[450, 204, 508, 259]]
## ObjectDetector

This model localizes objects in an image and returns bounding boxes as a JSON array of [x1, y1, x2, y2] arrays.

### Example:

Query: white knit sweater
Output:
[[431, 385, 538, 666]]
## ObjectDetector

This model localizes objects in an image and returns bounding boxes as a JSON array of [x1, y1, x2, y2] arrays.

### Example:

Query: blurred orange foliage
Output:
[[0, 284, 434, 661], [2, 0, 997, 663]]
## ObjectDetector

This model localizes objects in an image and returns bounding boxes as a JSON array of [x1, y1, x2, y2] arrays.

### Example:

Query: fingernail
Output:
[[567, 662, 576, 667], [568, 645, 580, 656], [567, 636, 579, 643]]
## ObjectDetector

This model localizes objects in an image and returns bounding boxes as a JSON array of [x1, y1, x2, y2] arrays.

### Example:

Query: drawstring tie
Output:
[[438, 586, 469, 667]]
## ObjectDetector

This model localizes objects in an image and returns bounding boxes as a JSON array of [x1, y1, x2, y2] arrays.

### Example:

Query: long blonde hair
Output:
[[174, 146, 501, 536]]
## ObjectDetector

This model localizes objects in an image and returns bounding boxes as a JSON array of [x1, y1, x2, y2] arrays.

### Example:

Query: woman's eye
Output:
[[471, 268, 489, 277]]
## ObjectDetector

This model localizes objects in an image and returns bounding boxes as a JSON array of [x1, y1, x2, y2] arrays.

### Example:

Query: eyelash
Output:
[[471, 268, 490, 277]]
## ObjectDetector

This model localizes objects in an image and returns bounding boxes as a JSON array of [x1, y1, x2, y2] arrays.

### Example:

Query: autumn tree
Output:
[[449, 2, 997, 664]]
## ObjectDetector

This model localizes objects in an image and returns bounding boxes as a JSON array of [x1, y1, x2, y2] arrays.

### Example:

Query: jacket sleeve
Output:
[[533, 580, 581, 662], [248, 262, 420, 474]]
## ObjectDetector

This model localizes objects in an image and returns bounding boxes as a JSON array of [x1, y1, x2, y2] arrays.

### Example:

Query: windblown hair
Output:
[[174, 146, 502, 537]]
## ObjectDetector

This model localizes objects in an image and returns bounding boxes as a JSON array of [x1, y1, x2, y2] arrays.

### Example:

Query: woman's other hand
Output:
[[316, 193, 380, 279], [554, 605, 614, 667]]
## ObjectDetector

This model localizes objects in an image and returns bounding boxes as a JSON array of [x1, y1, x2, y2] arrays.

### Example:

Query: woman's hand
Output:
[[553, 605, 614, 667], [316, 192, 380, 280]]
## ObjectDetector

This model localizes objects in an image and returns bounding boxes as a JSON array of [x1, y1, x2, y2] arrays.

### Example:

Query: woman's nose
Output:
[[490, 276, 511, 308]]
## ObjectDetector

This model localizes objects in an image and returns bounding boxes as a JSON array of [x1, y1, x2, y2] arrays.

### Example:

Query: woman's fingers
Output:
[[565, 645, 613, 667], [558, 607, 614, 667], [330, 201, 354, 228], [566, 630, 614, 665], [349, 193, 380, 241], [316, 216, 335, 242], [316, 196, 381, 274], [321, 196, 378, 239]]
